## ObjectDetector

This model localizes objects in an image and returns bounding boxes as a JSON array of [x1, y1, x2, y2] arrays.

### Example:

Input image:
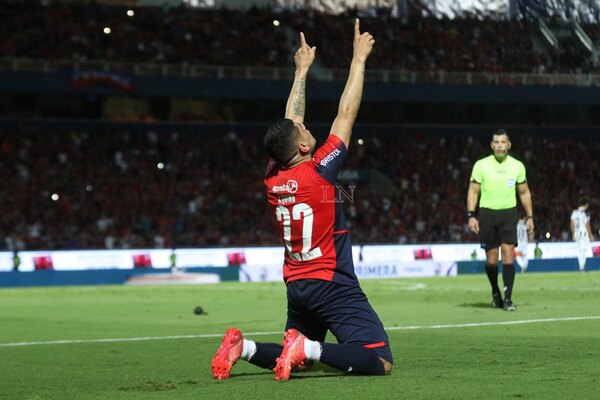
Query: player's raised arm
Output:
[[330, 19, 374, 149], [285, 32, 316, 124]]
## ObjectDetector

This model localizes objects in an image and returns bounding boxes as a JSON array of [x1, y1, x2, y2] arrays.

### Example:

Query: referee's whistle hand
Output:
[[469, 219, 479, 234], [526, 219, 535, 233]]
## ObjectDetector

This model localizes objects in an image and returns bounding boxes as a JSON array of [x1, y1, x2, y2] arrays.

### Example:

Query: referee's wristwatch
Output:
[[467, 211, 477, 219]]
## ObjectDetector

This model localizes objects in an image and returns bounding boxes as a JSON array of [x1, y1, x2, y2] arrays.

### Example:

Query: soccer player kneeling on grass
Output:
[[211, 20, 393, 381]]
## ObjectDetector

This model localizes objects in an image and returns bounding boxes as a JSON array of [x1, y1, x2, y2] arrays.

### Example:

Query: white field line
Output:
[[1, 315, 600, 348]]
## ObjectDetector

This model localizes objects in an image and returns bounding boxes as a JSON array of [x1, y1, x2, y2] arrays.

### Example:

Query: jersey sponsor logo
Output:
[[272, 180, 298, 193], [319, 148, 341, 167]]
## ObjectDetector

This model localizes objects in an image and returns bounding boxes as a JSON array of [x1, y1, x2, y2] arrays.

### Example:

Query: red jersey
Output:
[[264, 135, 357, 285]]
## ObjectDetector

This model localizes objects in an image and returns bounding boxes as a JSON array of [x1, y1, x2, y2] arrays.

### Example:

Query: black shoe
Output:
[[492, 292, 503, 309], [503, 299, 516, 311]]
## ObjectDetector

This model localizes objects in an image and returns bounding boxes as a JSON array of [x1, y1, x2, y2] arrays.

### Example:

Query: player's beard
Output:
[[493, 149, 507, 161]]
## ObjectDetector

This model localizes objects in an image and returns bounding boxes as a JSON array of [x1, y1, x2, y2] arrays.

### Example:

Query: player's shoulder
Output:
[[473, 154, 495, 169], [313, 135, 346, 161], [480, 154, 497, 163], [473, 155, 489, 166]]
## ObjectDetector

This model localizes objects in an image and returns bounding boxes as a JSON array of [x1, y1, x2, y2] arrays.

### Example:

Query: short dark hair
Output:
[[492, 128, 510, 140], [579, 197, 590, 207], [264, 118, 299, 165]]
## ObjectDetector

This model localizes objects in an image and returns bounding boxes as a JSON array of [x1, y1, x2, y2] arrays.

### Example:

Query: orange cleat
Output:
[[211, 328, 243, 380], [273, 329, 307, 381]]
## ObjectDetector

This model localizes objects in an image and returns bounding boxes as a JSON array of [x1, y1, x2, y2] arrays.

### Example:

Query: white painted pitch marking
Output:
[[377, 281, 427, 290], [1, 316, 599, 348], [386, 315, 600, 330]]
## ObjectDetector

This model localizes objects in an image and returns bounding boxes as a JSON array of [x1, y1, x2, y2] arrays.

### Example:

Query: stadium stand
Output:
[[1, 1, 598, 74], [1, 124, 598, 250], [0, 1, 598, 251]]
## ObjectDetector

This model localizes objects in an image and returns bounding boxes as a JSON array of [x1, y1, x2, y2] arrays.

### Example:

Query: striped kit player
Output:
[[570, 198, 595, 271]]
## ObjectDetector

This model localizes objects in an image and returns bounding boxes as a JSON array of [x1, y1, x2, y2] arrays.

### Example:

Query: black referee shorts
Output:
[[478, 207, 518, 251]]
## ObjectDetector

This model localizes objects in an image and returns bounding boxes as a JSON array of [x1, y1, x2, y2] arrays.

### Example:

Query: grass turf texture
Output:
[[1, 272, 599, 399]]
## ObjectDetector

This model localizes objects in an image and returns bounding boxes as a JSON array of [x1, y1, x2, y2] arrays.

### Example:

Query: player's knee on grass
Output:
[[380, 358, 393, 375], [320, 343, 391, 375]]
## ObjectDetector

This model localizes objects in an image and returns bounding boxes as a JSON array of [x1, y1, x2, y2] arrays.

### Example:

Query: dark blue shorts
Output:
[[285, 279, 393, 363]]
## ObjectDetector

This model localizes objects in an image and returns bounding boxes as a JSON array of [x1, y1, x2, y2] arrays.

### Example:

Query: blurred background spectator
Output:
[[0, 0, 598, 250], [1, 125, 597, 250], [1, 1, 598, 74]]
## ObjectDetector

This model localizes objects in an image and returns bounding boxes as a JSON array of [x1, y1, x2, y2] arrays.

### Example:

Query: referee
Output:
[[467, 129, 534, 311]]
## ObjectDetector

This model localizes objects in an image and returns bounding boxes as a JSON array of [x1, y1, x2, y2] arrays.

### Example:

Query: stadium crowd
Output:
[[1, 126, 597, 250], [0, 1, 598, 74]]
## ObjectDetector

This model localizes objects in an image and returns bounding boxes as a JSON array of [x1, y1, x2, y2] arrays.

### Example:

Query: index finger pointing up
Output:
[[354, 18, 360, 37], [300, 32, 307, 48]]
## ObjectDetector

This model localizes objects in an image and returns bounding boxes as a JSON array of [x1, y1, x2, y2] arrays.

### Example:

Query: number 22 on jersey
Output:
[[276, 203, 323, 262]]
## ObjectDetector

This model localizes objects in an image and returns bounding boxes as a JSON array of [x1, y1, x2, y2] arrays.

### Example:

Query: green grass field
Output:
[[1, 272, 599, 400]]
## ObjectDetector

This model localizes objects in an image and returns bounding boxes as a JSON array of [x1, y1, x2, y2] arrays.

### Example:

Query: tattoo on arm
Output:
[[291, 77, 306, 117]]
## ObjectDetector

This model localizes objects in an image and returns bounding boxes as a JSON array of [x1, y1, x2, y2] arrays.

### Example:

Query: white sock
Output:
[[303, 338, 322, 361], [241, 339, 257, 361]]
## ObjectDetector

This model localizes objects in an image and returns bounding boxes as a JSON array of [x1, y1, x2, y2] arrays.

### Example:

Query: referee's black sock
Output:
[[248, 343, 282, 370], [485, 263, 501, 294], [502, 263, 516, 300], [320, 343, 386, 375]]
